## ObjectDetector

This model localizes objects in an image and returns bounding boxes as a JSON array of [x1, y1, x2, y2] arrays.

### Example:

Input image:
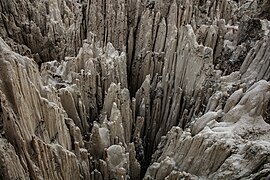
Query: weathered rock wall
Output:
[[0, 0, 270, 179]]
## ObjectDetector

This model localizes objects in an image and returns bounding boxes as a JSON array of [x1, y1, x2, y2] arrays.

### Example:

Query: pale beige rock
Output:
[[0, 0, 270, 179], [146, 80, 270, 179], [0, 138, 28, 180]]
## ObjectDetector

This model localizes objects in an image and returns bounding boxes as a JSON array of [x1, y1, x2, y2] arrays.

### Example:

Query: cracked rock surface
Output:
[[0, 0, 270, 179]]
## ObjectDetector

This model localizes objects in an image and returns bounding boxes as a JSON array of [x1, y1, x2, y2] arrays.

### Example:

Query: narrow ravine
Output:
[[0, 0, 270, 179]]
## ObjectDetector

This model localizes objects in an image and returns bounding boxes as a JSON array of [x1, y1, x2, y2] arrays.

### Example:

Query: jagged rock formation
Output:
[[146, 80, 270, 179], [0, 0, 270, 179]]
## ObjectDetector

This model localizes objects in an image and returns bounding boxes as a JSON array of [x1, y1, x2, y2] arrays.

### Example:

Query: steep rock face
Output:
[[0, 35, 141, 179], [0, 138, 27, 180], [0, 0, 270, 180], [0, 37, 88, 180], [0, 0, 83, 63], [41, 41, 128, 134], [145, 80, 270, 179]]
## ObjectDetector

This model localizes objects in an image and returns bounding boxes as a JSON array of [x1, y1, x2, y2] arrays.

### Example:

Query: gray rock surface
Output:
[[0, 0, 270, 179]]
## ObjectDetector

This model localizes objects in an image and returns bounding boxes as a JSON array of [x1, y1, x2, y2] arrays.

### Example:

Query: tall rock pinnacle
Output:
[[0, 0, 270, 179]]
